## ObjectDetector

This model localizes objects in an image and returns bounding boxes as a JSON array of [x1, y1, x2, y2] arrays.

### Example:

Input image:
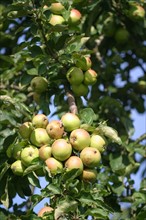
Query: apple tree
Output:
[[0, 0, 146, 219]]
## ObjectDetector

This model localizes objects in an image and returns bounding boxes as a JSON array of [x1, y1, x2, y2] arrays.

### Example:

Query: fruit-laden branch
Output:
[[66, 90, 78, 115], [134, 133, 146, 144]]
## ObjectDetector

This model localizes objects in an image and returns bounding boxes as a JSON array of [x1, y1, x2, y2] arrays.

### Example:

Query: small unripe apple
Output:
[[69, 128, 91, 151], [65, 156, 83, 177], [11, 160, 25, 176], [21, 145, 39, 167], [66, 67, 84, 85], [80, 147, 101, 168], [114, 28, 130, 44], [69, 9, 82, 24], [31, 77, 48, 93], [72, 83, 88, 96], [61, 112, 81, 132], [46, 120, 64, 139], [39, 144, 52, 161], [90, 134, 107, 153], [32, 114, 49, 129], [38, 206, 53, 218], [81, 168, 97, 183], [45, 157, 63, 174], [52, 139, 72, 161], [19, 122, 33, 139], [30, 128, 51, 147], [84, 69, 98, 85], [49, 14, 65, 26], [49, 3, 64, 15], [75, 56, 92, 71]]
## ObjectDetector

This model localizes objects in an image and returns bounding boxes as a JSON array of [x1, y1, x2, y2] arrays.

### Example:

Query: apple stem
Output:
[[66, 91, 78, 115]]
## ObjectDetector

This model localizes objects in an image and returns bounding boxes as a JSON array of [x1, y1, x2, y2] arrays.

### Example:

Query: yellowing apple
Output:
[[38, 206, 53, 218], [61, 112, 81, 132], [90, 134, 107, 153], [69, 9, 82, 24], [65, 156, 84, 177], [30, 128, 51, 147], [32, 114, 49, 129], [49, 14, 65, 26], [81, 168, 97, 183], [69, 128, 91, 151], [45, 157, 63, 175], [39, 144, 52, 161], [49, 3, 64, 15], [46, 120, 64, 139], [11, 160, 25, 176], [75, 56, 92, 71], [80, 147, 101, 168], [84, 69, 98, 85], [51, 139, 72, 161], [21, 145, 39, 167]]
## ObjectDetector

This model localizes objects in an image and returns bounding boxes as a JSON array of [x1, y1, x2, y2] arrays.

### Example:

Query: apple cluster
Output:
[[10, 113, 107, 183], [66, 56, 98, 97], [43, 3, 82, 26]]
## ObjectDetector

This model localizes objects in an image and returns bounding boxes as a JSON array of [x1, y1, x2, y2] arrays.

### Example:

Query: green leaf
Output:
[[46, 183, 62, 195], [27, 68, 38, 76], [27, 172, 41, 188], [79, 108, 96, 125], [0, 162, 10, 181], [109, 153, 125, 173]]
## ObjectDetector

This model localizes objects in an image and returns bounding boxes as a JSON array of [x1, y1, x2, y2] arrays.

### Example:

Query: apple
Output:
[[90, 134, 107, 153], [61, 112, 81, 132], [65, 156, 83, 177], [84, 69, 98, 85], [38, 206, 53, 218], [72, 83, 88, 96], [19, 122, 33, 139], [32, 114, 49, 128], [75, 56, 92, 71], [39, 144, 52, 161], [21, 145, 39, 167], [69, 128, 91, 151], [30, 77, 48, 94], [49, 14, 65, 26], [114, 28, 130, 44], [46, 120, 64, 139], [66, 67, 84, 85], [136, 80, 146, 93], [30, 128, 51, 147], [69, 9, 82, 24], [51, 139, 72, 161], [45, 157, 63, 174], [49, 3, 64, 15], [81, 168, 97, 183], [11, 160, 25, 176], [12, 144, 24, 160], [127, 3, 145, 21], [80, 147, 101, 168], [102, 15, 116, 37]]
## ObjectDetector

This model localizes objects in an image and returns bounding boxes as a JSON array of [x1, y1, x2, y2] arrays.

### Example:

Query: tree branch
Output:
[[135, 133, 146, 144]]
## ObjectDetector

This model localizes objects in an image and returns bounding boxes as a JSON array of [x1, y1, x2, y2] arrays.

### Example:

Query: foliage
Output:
[[0, 0, 146, 219]]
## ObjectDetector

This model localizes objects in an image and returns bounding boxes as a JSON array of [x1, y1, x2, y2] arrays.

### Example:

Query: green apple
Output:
[[39, 144, 52, 161], [72, 83, 88, 96], [81, 168, 97, 183], [49, 3, 64, 15], [80, 147, 101, 168], [19, 122, 33, 139], [66, 67, 84, 85], [69, 9, 82, 24], [31, 77, 48, 93], [46, 120, 64, 139], [90, 134, 107, 153], [75, 56, 92, 71], [12, 144, 24, 160], [49, 14, 65, 26], [114, 28, 130, 44], [61, 112, 81, 132], [69, 128, 91, 151], [21, 145, 39, 167], [65, 156, 83, 177], [38, 206, 53, 218], [32, 114, 49, 129], [102, 15, 116, 37], [11, 160, 25, 176], [30, 128, 51, 147], [51, 139, 72, 161], [45, 157, 63, 175], [84, 69, 98, 85]]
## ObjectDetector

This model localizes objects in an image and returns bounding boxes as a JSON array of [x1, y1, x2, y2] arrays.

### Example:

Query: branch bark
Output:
[[66, 90, 78, 115]]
